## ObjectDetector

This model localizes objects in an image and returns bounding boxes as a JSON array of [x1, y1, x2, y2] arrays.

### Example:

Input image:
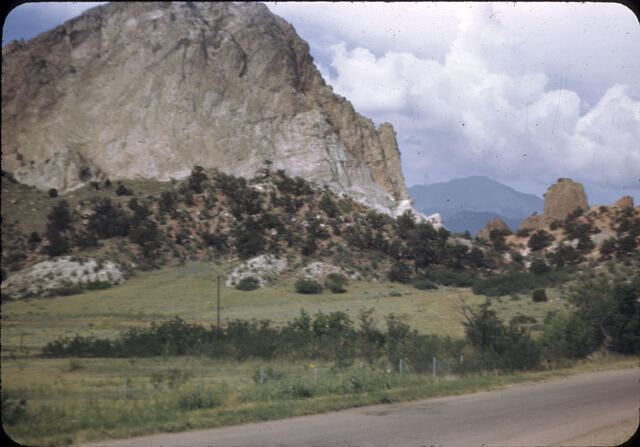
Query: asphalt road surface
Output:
[[84, 368, 639, 447]]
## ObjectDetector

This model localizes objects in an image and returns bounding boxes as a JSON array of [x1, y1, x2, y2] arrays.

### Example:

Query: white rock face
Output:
[[225, 255, 288, 288], [1, 2, 424, 219], [298, 262, 345, 280], [1, 257, 124, 299]]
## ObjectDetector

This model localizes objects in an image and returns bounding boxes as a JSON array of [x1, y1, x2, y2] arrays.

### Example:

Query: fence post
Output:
[[432, 356, 436, 377], [399, 358, 403, 373], [260, 367, 264, 384], [314, 365, 318, 380], [360, 361, 363, 371], [460, 354, 464, 366], [124, 378, 128, 403]]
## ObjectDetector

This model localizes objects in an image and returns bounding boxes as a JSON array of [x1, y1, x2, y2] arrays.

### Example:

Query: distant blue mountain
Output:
[[409, 176, 544, 235]]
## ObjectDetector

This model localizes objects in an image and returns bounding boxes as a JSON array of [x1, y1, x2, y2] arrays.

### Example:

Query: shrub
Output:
[[201, 231, 227, 251], [412, 278, 437, 290], [86, 198, 130, 238], [51, 285, 85, 296], [188, 165, 207, 193], [47, 200, 73, 234], [528, 230, 553, 251], [1, 395, 28, 425], [86, 280, 112, 291], [28, 231, 42, 245], [423, 267, 476, 287], [532, 289, 548, 302], [116, 183, 132, 196], [529, 258, 550, 275], [325, 273, 348, 293], [388, 261, 411, 283], [44, 233, 70, 257], [472, 269, 571, 297], [295, 278, 323, 294], [236, 276, 260, 291], [233, 218, 266, 259], [600, 237, 617, 258], [549, 220, 562, 230], [48, 188, 58, 198], [318, 194, 339, 218]]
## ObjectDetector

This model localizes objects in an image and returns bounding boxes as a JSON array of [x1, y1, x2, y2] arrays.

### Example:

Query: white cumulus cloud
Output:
[[313, 3, 639, 199]]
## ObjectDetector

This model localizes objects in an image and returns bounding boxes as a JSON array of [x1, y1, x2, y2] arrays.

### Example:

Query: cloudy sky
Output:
[[3, 2, 639, 205]]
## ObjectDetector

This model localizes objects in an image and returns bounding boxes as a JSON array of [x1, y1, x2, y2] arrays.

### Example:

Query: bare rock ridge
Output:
[[520, 178, 589, 231], [1, 1, 419, 218]]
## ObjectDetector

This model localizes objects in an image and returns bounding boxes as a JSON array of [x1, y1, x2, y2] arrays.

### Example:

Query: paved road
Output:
[[85, 368, 639, 447]]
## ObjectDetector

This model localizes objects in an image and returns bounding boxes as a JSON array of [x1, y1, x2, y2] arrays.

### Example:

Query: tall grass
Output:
[[2, 355, 636, 446]]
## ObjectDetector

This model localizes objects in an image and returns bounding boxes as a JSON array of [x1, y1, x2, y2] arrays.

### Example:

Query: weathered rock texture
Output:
[[2, 2, 411, 215], [225, 254, 287, 288], [520, 178, 589, 231], [542, 178, 589, 220], [0, 257, 124, 300], [613, 196, 634, 209], [477, 217, 511, 240]]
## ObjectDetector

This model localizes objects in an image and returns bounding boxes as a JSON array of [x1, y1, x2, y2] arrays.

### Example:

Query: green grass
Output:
[[0, 260, 605, 446], [2, 354, 636, 446], [1, 261, 571, 357]]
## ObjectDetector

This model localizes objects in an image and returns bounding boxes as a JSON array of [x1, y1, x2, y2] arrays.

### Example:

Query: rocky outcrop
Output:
[[2, 2, 412, 217], [520, 178, 589, 231], [225, 254, 288, 288], [612, 196, 634, 209], [477, 217, 511, 240], [298, 262, 348, 280], [543, 178, 589, 219], [1, 257, 124, 300]]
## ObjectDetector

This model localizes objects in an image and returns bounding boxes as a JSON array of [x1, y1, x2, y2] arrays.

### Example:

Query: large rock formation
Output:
[[2, 2, 413, 216], [612, 196, 634, 210], [542, 178, 589, 220], [520, 178, 589, 231]]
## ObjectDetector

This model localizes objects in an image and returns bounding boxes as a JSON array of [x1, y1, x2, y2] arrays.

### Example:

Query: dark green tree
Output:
[[528, 230, 553, 251], [188, 166, 207, 193]]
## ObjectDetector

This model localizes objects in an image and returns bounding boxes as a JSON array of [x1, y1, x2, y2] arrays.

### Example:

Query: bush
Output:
[[412, 278, 437, 290], [51, 285, 85, 296], [86, 280, 112, 291], [188, 165, 207, 193], [44, 233, 70, 257], [295, 278, 323, 294], [528, 230, 553, 251], [48, 188, 58, 198], [236, 277, 260, 291], [529, 258, 550, 275], [423, 267, 476, 287], [318, 194, 339, 218], [532, 289, 548, 302], [116, 183, 132, 196], [233, 218, 266, 259], [325, 273, 348, 293], [388, 261, 411, 283], [28, 231, 42, 245], [472, 269, 571, 297]]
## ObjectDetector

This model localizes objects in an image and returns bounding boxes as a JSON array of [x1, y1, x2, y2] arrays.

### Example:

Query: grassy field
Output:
[[1, 261, 571, 357], [2, 260, 628, 446]]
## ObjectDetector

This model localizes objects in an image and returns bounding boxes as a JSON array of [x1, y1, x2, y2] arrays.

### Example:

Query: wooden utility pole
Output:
[[216, 275, 221, 327]]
